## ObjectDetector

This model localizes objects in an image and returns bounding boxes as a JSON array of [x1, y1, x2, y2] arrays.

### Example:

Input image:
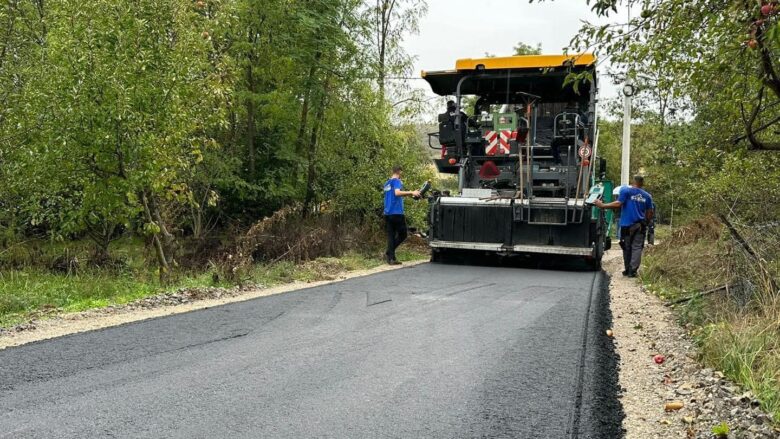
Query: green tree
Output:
[[0, 1, 48, 242], [513, 41, 542, 55], [7, 0, 227, 271], [535, 0, 780, 151], [0, 0, 431, 274], [367, 0, 427, 100]]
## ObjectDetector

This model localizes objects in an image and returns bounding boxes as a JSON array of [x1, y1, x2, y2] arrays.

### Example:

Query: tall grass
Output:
[[642, 218, 780, 421], [0, 268, 224, 327], [696, 319, 780, 418]]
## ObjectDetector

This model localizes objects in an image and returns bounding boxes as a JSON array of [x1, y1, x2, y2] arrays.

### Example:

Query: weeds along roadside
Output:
[[641, 217, 780, 422], [0, 209, 431, 329]]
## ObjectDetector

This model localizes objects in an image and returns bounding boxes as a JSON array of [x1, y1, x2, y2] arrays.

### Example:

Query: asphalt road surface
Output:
[[0, 263, 622, 438]]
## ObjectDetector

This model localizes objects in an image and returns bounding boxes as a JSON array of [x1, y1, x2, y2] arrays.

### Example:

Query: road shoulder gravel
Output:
[[606, 249, 778, 438], [0, 260, 427, 350]]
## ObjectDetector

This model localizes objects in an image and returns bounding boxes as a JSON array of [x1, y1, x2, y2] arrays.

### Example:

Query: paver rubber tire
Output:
[[587, 257, 603, 271]]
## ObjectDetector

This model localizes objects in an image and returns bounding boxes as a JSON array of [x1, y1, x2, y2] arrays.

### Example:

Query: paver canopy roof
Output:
[[422, 54, 597, 102]]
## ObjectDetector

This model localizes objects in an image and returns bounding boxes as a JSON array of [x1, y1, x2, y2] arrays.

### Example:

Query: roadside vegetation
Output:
[[555, 0, 780, 423], [0, 236, 429, 328], [642, 218, 780, 421], [0, 0, 433, 328]]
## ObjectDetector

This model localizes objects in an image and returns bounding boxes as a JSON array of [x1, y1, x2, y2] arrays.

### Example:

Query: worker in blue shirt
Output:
[[383, 165, 420, 265], [595, 175, 655, 277]]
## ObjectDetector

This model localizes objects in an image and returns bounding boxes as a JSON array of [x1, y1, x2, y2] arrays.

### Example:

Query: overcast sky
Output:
[[401, 0, 626, 111]]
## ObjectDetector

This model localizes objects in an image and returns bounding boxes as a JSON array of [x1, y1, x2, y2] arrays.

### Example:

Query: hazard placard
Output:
[[578, 145, 592, 158], [484, 130, 511, 156]]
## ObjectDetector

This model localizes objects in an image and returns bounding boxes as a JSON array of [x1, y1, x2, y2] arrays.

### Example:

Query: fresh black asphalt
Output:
[[0, 263, 623, 438]]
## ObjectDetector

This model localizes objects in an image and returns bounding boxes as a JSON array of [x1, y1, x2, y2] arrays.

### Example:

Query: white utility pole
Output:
[[621, 6, 633, 186], [621, 77, 632, 186]]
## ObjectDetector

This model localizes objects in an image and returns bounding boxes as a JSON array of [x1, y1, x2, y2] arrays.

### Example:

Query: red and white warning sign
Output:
[[578, 145, 592, 158], [484, 130, 513, 155]]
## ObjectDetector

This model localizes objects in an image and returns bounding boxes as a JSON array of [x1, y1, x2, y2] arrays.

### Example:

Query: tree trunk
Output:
[[141, 191, 170, 280], [378, 33, 385, 100], [303, 105, 324, 215], [297, 49, 321, 135], [190, 186, 212, 240], [246, 63, 256, 177], [376, 0, 392, 100], [150, 195, 176, 266], [297, 86, 311, 153], [296, 46, 323, 162], [84, 220, 115, 265], [190, 202, 203, 240], [303, 77, 331, 215]]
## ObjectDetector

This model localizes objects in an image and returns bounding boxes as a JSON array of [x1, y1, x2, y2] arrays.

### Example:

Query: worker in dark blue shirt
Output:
[[595, 175, 655, 277], [383, 165, 420, 265]]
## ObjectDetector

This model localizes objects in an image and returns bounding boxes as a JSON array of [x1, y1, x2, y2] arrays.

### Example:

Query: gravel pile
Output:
[[606, 249, 779, 438], [122, 285, 262, 310], [678, 367, 777, 438], [646, 341, 778, 438]]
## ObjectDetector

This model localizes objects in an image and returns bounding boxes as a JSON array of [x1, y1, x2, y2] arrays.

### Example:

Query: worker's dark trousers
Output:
[[384, 214, 408, 262], [620, 224, 646, 274], [646, 222, 655, 245]]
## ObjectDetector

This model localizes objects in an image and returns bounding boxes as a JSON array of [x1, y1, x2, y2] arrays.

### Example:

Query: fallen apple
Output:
[[654, 354, 665, 364], [664, 401, 684, 411], [762, 3, 774, 16], [748, 39, 758, 49]]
